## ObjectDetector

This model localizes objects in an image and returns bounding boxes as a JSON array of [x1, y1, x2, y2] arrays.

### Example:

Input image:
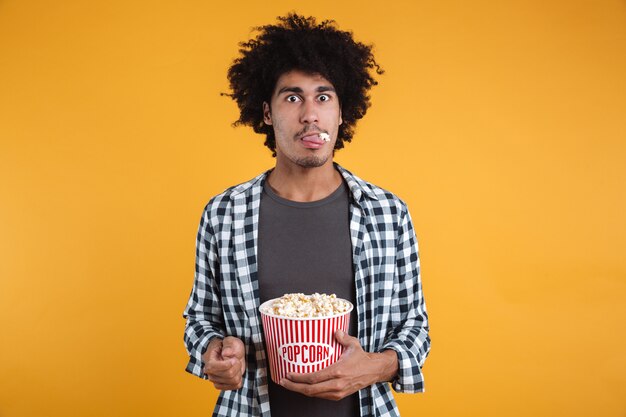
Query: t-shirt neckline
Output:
[[263, 179, 347, 208]]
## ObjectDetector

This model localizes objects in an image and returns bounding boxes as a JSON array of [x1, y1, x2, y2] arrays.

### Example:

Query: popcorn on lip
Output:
[[319, 133, 330, 142]]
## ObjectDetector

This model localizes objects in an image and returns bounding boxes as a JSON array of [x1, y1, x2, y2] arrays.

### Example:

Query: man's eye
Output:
[[286, 95, 300, 102], [318, 94, 331, 102]]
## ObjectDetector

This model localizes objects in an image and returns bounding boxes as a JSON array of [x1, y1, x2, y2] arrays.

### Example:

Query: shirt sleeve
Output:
[[182, 206, 225, 379], [380, 208, 431, 393]]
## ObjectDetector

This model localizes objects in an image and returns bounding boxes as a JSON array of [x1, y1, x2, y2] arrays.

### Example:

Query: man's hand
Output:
[[280, 330, 398, 401], [202, 336, 246, 390]]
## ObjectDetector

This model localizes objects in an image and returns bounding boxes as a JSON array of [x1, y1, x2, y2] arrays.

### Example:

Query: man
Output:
[[183, 13, 430, 417]]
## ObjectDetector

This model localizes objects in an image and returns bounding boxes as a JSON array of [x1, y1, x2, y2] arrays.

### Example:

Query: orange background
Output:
[[1, 1, 625, 416]]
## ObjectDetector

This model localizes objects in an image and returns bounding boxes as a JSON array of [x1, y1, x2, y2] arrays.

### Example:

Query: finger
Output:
[[204, 357, 238, 375], [280, 377, 346, 399], [222, 336, 245, 359], [335, 330, 361, 349], [213, 381, 243, 391], [286, 365, 337, 384], [207, 371, 242, 385]]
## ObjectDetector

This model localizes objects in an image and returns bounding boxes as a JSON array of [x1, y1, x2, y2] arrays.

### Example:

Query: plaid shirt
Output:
[[183, 163, 430, 417]]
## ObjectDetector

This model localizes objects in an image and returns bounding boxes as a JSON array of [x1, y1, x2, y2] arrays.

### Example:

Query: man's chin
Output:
[[294, 156, 330, 168]]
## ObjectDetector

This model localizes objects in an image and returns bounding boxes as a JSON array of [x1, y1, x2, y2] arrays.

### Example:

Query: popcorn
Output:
[[261, 293, 351, 318], [319, 133, 330, 142], [260, 293, 353, 382]]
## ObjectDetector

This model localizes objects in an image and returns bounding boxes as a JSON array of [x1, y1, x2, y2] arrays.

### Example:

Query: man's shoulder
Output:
[[201, 170, 268, 217], [338, 165, 409, 215], [365, 179, 407, 206]]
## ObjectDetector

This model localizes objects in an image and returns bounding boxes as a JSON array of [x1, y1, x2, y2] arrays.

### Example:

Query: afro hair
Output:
[[225, 13, 383, 156]]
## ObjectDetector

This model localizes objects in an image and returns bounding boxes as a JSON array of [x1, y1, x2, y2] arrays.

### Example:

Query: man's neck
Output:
[[267, 159, 343, 202]]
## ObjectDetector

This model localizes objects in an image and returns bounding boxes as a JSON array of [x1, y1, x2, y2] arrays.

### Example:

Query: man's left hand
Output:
[[280, 330, 398, 401]]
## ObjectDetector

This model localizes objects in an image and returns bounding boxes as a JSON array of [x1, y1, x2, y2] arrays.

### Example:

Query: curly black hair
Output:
[[225, 13, 383, 156]]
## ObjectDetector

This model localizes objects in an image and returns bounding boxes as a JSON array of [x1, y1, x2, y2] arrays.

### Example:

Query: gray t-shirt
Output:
[[258, 178, 359, 417]]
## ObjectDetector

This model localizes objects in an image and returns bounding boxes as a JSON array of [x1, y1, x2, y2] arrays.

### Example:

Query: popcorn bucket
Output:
[[259, 298, 353, 384]]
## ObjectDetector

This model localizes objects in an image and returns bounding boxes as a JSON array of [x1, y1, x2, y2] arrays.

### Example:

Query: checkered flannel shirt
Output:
[[183, 163, 431, 417]]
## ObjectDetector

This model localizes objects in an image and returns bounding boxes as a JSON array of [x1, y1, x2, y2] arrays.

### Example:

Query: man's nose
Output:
[[299, 100, 319, 124]]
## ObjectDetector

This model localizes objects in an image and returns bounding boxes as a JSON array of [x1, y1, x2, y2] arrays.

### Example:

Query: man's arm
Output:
[[281, 207, 430, 398], [182, 206, 226, 379], [379, 208, 430, 393], [280, 330, 399, 401]]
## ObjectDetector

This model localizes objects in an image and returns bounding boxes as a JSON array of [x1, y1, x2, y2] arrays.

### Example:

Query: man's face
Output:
[[263, 70, 342, 169]]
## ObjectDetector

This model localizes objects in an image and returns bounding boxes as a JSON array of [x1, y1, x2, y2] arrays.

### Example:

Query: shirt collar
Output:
[[334, 162, 379, 203], [229, 162, 379, 203]]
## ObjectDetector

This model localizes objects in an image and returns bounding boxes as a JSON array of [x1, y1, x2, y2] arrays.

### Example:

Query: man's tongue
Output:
[[301, 134, 323, 144]]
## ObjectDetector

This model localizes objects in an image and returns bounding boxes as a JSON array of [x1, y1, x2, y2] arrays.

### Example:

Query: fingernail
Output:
[[336, 330, 344, 337]]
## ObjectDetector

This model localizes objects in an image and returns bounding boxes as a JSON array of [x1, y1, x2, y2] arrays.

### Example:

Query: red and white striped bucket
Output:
[[259, 299, 353, 384]]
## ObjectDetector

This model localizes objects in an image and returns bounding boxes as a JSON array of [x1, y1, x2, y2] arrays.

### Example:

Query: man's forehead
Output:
[[273, 70, 336, 93]]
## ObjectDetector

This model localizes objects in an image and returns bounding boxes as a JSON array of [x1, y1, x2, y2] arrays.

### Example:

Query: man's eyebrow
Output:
[[317, 86, 336, 93], [276, 86, 336, 95], [277, 87, 303, 95]]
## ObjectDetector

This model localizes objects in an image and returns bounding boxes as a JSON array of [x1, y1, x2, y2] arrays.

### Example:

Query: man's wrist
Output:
[[368, 349, 399, 384]]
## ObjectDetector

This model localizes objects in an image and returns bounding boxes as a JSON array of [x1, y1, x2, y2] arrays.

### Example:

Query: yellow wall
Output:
[[1, 1, 625, 416]]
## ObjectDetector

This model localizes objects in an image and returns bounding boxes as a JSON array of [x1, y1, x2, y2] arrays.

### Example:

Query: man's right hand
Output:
[[202, 336, 246, 390]]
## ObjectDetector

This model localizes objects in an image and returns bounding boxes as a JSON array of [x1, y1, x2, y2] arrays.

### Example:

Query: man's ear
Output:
[[339, 107, 343, 126], [263, 102, 272, 125]]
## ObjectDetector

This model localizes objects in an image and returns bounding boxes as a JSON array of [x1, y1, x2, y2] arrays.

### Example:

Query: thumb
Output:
[[222, 336, 244, 358], [335, 330, 359, 348]]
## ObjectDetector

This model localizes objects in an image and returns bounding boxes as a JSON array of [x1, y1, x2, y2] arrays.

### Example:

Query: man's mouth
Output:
[[300, 134, 325, 149]]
